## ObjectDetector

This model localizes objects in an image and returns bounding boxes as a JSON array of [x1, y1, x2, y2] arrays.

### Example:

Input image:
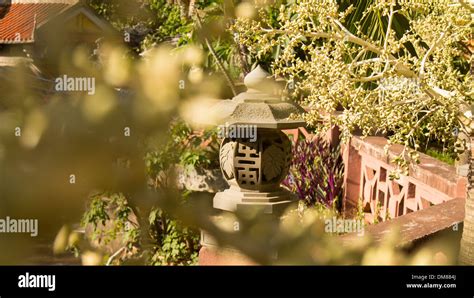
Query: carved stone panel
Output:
[[219, 129, 291, 192]]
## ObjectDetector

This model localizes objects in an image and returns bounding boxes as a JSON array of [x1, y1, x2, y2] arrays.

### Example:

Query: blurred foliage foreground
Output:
[[0, 0, 467, 264]]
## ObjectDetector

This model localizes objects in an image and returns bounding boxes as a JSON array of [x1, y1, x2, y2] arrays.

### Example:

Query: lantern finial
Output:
[[244, 65, 271, 92]]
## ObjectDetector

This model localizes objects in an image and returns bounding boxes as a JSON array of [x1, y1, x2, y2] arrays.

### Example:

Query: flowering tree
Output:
[[233, 0, 472, 175]]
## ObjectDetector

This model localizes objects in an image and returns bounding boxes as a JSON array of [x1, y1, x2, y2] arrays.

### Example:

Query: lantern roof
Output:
[[209, 66, 306, 129]]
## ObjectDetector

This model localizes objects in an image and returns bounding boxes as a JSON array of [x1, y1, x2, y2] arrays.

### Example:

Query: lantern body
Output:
[[215, 129, 294, 213], [207, 66, 306, 214]]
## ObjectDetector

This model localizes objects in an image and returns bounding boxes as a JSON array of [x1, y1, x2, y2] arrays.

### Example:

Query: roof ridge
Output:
[[0, 0, 80, 44]]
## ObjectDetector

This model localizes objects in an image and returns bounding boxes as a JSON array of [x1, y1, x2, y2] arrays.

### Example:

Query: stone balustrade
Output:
[[344, 136, 467, 223], [283, 127, 467, 224]]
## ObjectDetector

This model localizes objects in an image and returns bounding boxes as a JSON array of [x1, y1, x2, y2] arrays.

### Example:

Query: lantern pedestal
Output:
[[214, 187, 296, 214], [199, 213, 280, 265], [200, 227, 256, 265], [199, 245, 256, 265]]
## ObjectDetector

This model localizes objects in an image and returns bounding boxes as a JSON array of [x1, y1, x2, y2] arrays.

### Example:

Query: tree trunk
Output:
[[460, 136, 474, 264]]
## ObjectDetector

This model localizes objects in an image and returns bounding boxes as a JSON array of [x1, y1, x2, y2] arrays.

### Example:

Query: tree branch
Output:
[[258, 18, 461, 103], [384, 5, 395, 51], [194, 12, 238, 96], [106, 246, 127, 266], [420, 29, 450, 79]]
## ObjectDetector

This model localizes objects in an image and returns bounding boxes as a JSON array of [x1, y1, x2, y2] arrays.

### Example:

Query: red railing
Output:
[[283, 128, 467, 224], [345, 136, 466, 223]]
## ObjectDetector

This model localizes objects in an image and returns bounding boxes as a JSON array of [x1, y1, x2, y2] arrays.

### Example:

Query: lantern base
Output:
[[213, 187, 297, 215]]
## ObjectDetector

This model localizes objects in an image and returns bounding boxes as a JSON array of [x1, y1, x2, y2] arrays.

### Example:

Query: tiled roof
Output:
[[0, 1, 79, 44]]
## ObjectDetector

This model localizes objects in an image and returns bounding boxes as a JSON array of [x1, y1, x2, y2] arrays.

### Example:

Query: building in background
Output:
[[0, 0, 117, 78]]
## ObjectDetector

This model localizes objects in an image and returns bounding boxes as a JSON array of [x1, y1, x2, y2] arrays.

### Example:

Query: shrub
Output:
[[147, 205, 200, 266], [81, 192, 141, 264], [81, 191, 200, 265], [283, 138, 344, 211], [145, 120, 219, 185]]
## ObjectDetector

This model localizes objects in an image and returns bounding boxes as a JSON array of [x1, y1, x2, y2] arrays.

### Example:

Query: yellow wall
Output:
[[64, 13, 104, 34]]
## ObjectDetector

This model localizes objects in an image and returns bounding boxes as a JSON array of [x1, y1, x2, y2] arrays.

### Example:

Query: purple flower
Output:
[[282, 138, 344, 210]]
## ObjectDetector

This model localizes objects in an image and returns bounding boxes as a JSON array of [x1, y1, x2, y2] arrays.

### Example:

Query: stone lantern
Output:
[[199, 66, 306, 264], [209, 66, 306, 215]]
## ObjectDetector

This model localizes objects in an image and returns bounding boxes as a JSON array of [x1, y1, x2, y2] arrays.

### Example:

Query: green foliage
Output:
[[88, 0, 246, 79], [147, 206, 200, 265], [81, 120, 213, 265], [145, 120, 219, 181], [356, 198, 365, 223], [81, 191, 200, 265], [81, 194, 109, 227], [143, 0, 194, 47], [87, 0, 118, 19], [425, 148, 456, 165], [179, 150, 213, 169], [82, 192, 140, 249]]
